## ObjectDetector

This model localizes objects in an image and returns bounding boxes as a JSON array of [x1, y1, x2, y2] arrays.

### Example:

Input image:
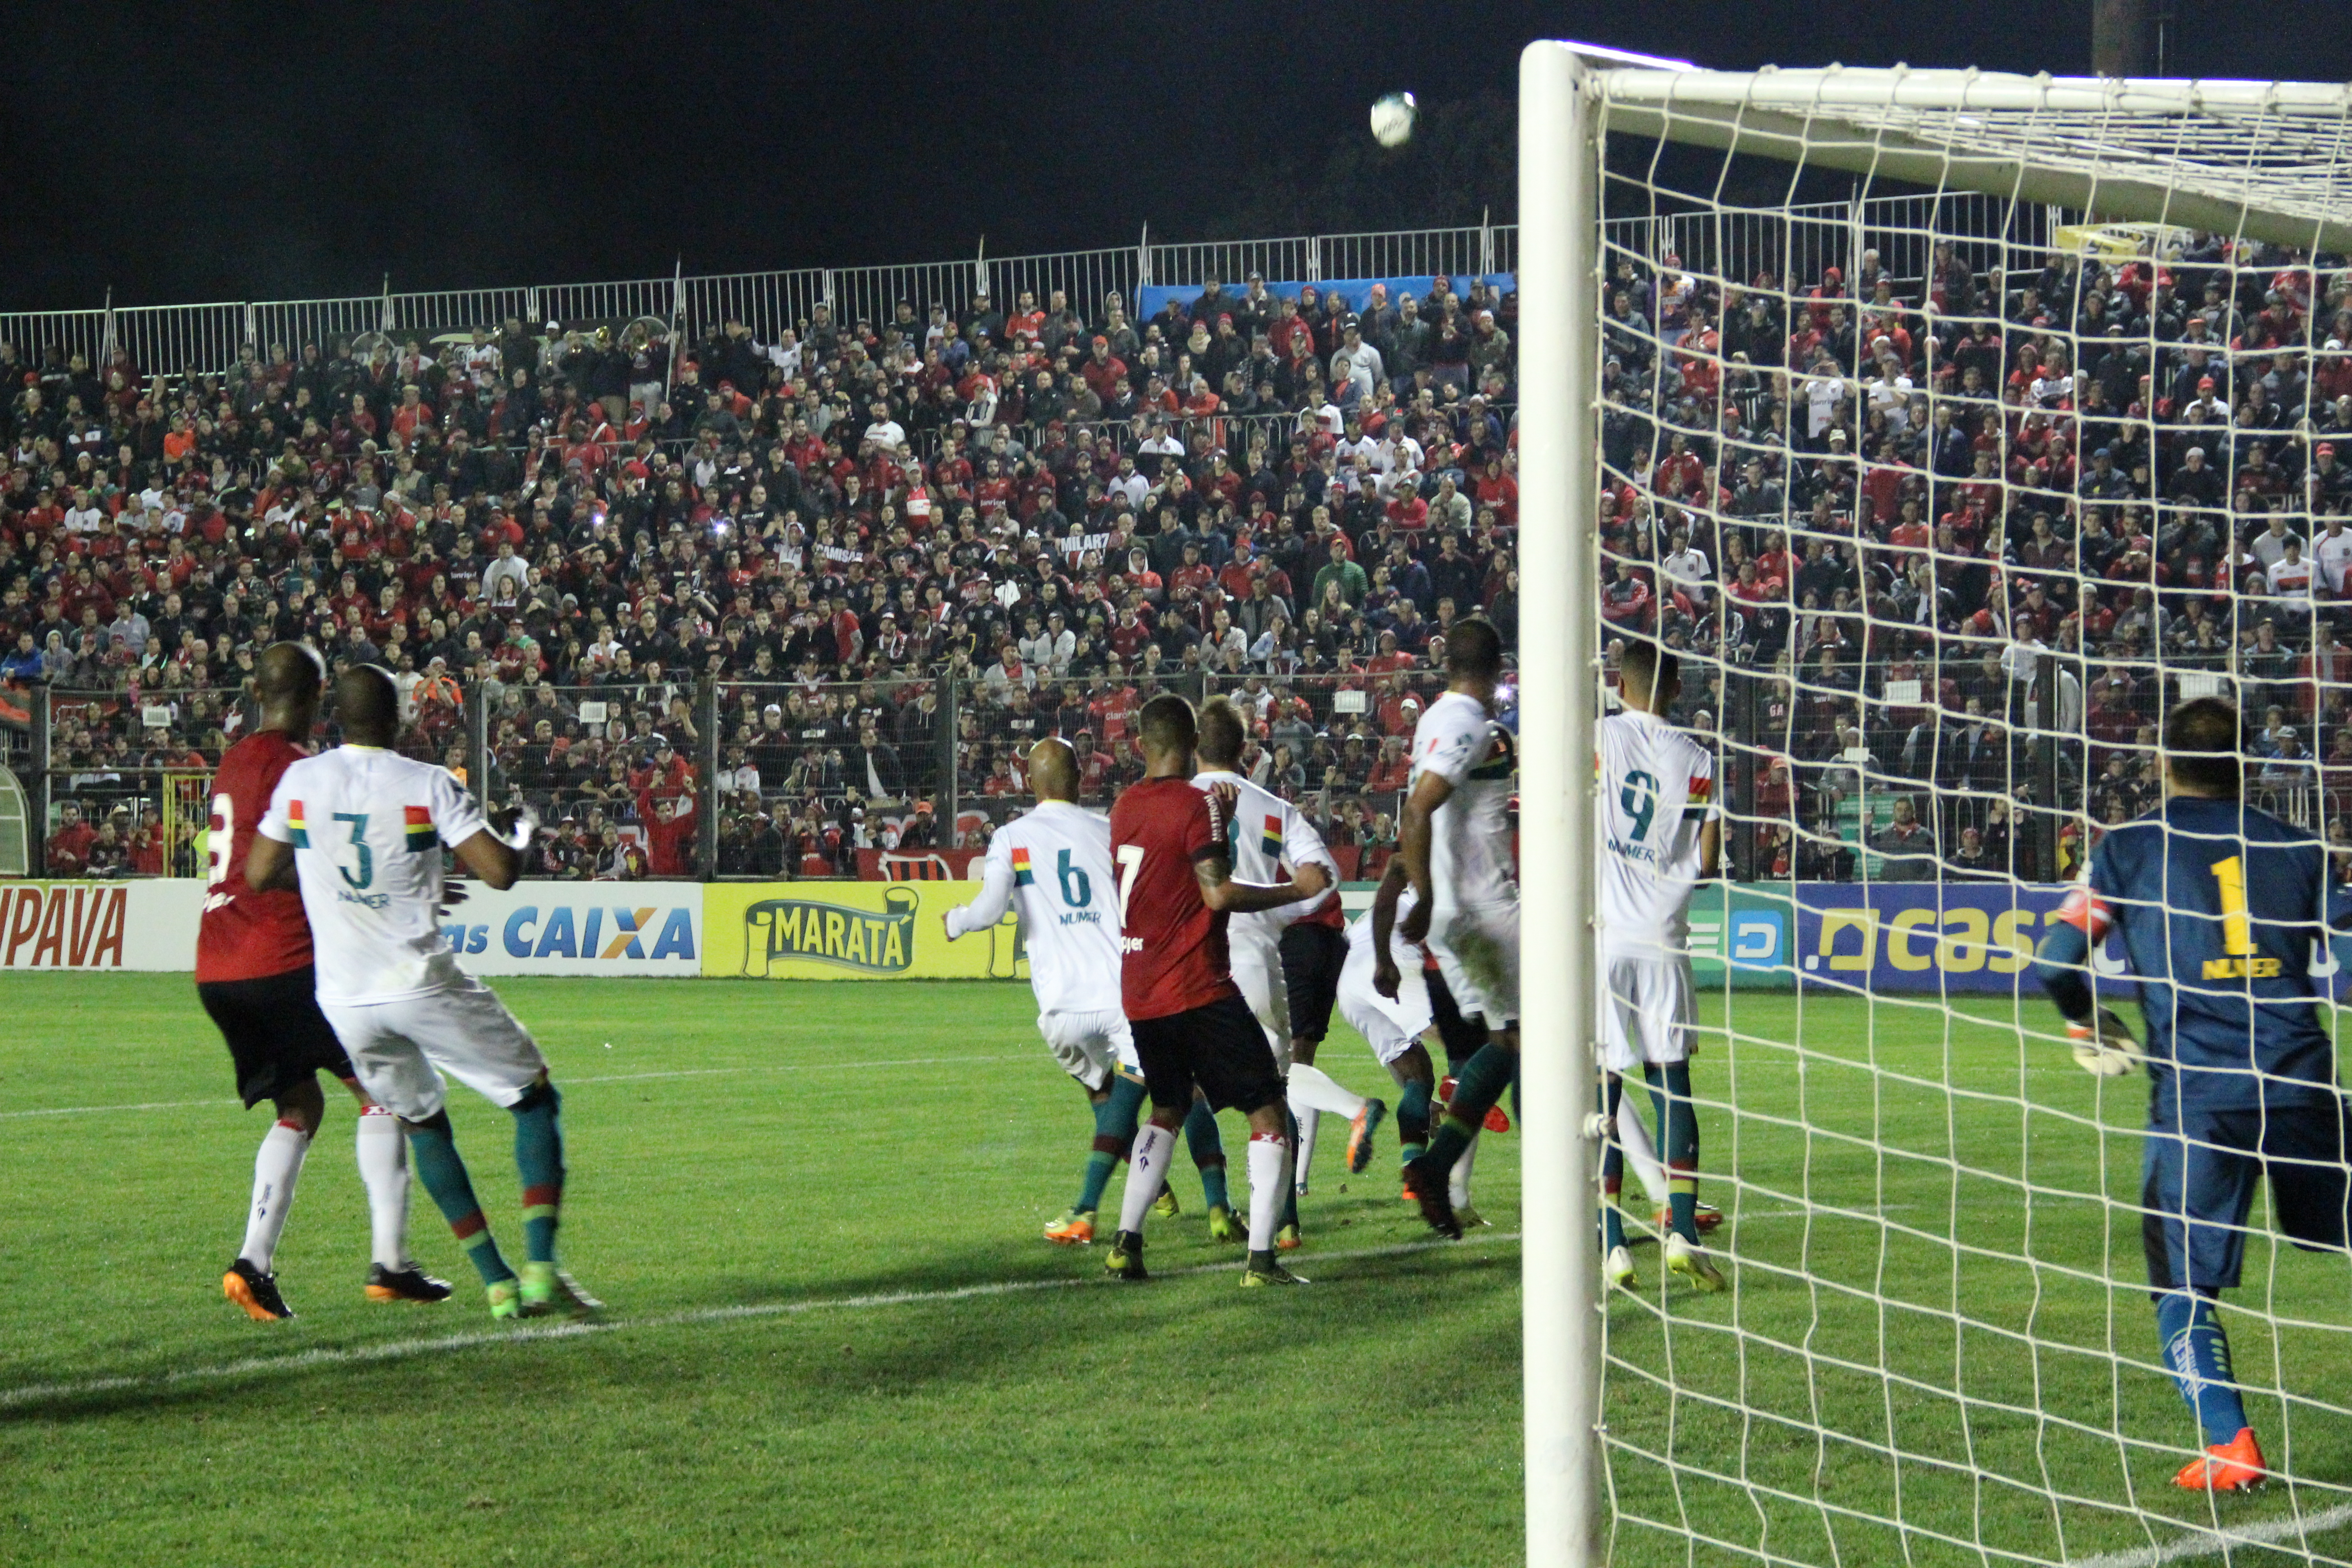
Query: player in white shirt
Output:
[[247, 665, 597, 1323], [1399, 619, 1519, 1240], [1193, 701, 1386, 1249], [1595, 642, 1725, 1293], [943, 739, 1151, 1247]]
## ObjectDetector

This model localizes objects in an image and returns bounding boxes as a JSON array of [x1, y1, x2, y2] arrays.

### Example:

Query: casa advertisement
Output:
[[436, 882, 705, 977], [700, 881, 1027, 981]]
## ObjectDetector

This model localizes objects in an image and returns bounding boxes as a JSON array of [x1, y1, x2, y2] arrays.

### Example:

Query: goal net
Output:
[[1517, 47, 2352, 1568]]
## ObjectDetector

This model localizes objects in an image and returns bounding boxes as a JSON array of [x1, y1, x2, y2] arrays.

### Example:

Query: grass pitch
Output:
[[3, 976, 2350, 1567]]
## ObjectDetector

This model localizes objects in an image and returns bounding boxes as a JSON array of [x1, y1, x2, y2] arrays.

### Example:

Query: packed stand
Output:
[[0, 273, 1520, 878], [1597, 230, 2352, 883]]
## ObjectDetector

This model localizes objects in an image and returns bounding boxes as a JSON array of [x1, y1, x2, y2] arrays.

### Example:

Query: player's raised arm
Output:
[[946, 829, 1017, 940]]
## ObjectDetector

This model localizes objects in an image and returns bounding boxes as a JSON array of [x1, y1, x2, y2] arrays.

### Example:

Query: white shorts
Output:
[[1429, 902, 1520, 1030], [320, 974, 549, 1122], [1597, 944, 1694, 1075], [1336, 947, 1434, 1067], [1230, 940, 1294, 1070], [1039, 1008, 1140, 1093]]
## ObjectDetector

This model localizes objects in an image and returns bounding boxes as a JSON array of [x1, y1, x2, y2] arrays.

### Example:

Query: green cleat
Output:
[[1275, 1222, 1303, 1252], [518, 1261, 603, 1320], [1241, 1255, 1307, 1287], [1205, 1203, 1245, 1243], [1105, 1230, 1148, 1281], [1666, 1234, 1728, 1294], [1455, 1204, 1489, 1230], [486, 1278, 522, 1321], [1152, 1186, 1181, 1220]]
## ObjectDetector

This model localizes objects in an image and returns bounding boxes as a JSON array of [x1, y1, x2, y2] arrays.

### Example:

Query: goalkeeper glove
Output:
[[2068, 1007, 2143, 1077]]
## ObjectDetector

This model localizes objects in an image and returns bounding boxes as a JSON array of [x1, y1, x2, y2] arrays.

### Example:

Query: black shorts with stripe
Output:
[[1130, 992, 1286, 1117], [1279, 921, 1348, 1045], [198, 967, 354, 1108]]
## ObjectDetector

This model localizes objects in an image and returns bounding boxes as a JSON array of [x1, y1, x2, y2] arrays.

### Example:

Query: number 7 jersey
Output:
[[259, 744, 486, 1004], [1597, 708, 1715, 946]]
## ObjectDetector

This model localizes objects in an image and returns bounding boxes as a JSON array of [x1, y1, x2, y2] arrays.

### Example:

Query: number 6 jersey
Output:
[[259, 744, 486, 1004], [1597, 707, 1715, 947], [945, 799, 1123, 1017]]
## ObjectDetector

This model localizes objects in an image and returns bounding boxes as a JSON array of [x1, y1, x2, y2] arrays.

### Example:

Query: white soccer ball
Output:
[[1370, 91, 1418, 147]]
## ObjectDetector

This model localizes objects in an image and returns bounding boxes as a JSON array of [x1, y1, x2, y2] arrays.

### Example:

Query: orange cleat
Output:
[[2173, 1428, 2266, 1493], [1436, 1077, 1511, 1134], [1044, 1209, 1097, 1246], [1656, 1202, 1724, 1234]]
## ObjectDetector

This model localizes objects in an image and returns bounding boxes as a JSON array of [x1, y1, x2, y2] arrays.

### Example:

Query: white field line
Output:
[[0, 1233, 1517, 1412], [0, 1053, 1038, 1121], [2069, 1499, 2352, 1566]]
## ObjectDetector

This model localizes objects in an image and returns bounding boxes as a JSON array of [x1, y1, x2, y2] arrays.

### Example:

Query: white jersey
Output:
[[1410, 690, 1516, 913], [944, 800, 1121, 1016], [1191, 768, 1338, 948], [1596, 708, 1715, 946], [260, 744, 486, 1005]]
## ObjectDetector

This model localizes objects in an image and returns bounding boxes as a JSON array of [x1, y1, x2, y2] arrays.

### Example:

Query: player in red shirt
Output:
[[197, 643, 446, 1320], [1103, 695, 1330, 1286]]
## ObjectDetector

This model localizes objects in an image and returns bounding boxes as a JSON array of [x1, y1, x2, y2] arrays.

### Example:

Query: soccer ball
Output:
[[1370, 92, 1418, 148]]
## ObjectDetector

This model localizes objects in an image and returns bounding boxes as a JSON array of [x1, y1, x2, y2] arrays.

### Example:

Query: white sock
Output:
[[1449, 1129, 1481, 1209], [1118, 1122, 1177, 1237], [1287, 1063, 1367, 1119], [1617, 1093, 1671, 1206], [1294, 1109, 1319, 1193], [355, 1106, 410, 1270], [240, 1120, 311, 1271], [1246, 1130, 1291, 1251]]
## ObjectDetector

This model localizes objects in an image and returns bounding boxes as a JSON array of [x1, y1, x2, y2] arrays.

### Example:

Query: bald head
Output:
[[1027, 737, 1080, 803], [255, 641, 324, 737], [335, 664, 401, 747]]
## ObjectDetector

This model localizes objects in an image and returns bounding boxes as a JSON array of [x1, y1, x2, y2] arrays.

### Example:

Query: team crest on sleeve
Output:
[[286, 800, 309, 847], [1259, 813, 1284, 857], [1011, 846, 1035, 886], [403, 806, 438, 852]]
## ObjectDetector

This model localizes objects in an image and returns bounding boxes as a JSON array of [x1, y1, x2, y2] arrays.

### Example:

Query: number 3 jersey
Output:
[[945, 800, 1123, 1016], [259, 744, 486, 1004], [1597, 708, 1715, 948], [196, 729, 315, 983]]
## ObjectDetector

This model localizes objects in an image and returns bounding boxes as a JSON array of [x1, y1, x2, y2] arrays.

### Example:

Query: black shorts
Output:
[[1279, 922, 1348, 1045], [1426, 964, 1489, 1068], [197, 968, 355, 1108], [1130, 992, 1286, 1117]]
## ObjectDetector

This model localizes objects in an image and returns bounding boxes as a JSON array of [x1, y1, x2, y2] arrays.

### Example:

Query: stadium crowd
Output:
[[0, 273, 1521, 879], [1596, 231, 2352, 886]]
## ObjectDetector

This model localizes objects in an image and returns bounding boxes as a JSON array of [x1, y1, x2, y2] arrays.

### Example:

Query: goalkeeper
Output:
[[2034, 696, 2352, 1494]]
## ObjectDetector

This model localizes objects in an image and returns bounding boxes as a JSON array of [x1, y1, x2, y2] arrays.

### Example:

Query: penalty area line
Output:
[[0, 1053, 1040, 1120], [0, 1233, 1518, 1412], [2069, 1498, 2352, 1567]]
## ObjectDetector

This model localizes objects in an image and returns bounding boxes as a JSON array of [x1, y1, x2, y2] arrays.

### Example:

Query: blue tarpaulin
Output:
[[1136, 274, 1514, 323]]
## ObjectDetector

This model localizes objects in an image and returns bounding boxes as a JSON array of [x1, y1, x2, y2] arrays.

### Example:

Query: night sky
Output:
[[2, 1, 2348, 313]]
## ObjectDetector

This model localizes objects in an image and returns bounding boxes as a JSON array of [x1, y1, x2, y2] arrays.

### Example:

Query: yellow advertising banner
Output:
[[701, 882, 1029, 981]]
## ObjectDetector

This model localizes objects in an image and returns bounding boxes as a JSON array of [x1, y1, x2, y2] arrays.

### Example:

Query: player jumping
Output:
[[1192, 698, 1384, 1243], [1105, 694, 1330, 1287], [247, 664, 597, 1322], [200, 642, 445, 1320], [1399, 620, 1520, 1240], [1596, 642, 1725, 1292], [2036, 696, 2352, 1493], [944, 738, 1167, 1245]]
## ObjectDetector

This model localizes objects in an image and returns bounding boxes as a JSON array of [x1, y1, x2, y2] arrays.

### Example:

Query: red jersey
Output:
[[1109, 776, 1237, 1020], [195, 730, 314, 982]]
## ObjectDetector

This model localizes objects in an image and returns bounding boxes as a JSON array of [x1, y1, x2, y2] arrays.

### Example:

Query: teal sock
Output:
[[1078, 1078, 1146, 1212], [1185, 1098, 1230, 1210], [2158, 1290, 2250, 1446], [1647, 1062, 1699, 1241], [406, 1114, 514, 1285], [1424, 1038, 1517, 1173], [510, 1082, 564, 1265], [1600, 1075, 1628, 1252], [1396, 1076, 1431, 1163]]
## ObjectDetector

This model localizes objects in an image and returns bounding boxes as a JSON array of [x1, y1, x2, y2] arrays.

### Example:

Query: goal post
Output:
[[1519, 42, 2352, 1567]]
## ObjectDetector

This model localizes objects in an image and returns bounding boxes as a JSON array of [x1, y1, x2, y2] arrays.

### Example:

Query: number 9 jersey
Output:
[[1597, 707, 1715, 947]]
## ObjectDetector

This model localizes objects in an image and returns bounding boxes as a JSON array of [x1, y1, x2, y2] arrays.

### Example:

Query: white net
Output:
[[1576, 67, 2352, 1567]]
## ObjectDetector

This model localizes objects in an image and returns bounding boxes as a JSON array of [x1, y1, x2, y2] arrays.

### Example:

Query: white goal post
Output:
[[1519, 42, 2352, 1568]]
